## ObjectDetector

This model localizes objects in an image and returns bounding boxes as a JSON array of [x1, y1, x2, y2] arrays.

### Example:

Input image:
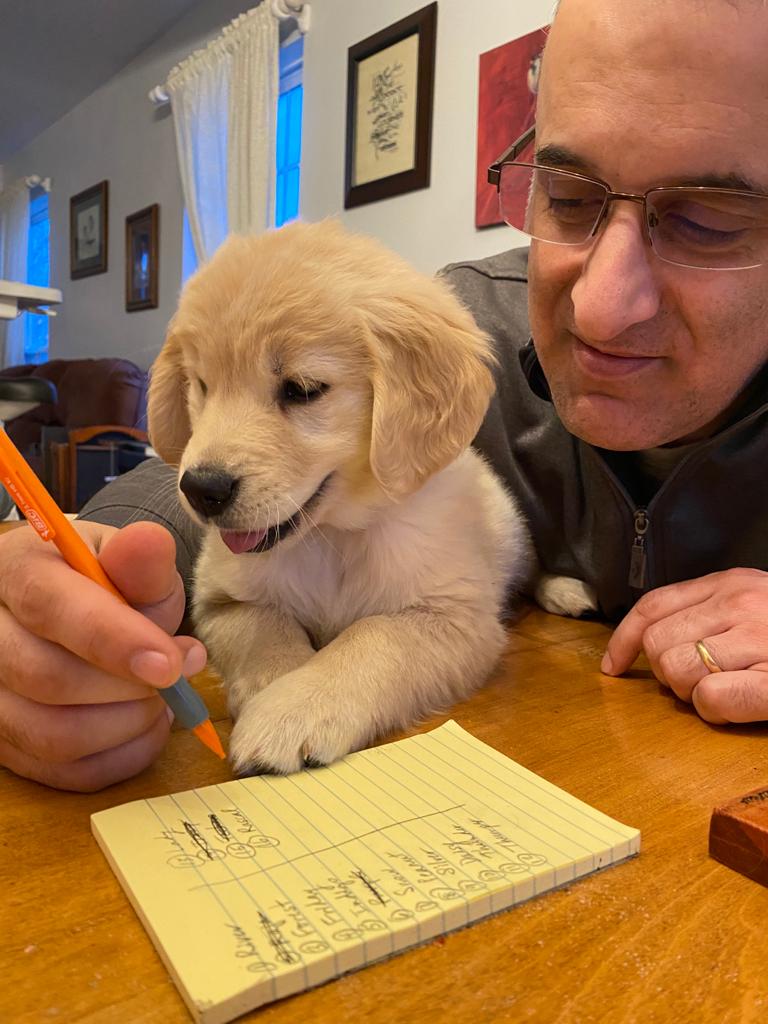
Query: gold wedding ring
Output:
[[695, 639, 723, 674]]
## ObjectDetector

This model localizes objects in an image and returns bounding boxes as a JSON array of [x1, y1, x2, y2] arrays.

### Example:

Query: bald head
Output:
[[539, 0, 768, 151]]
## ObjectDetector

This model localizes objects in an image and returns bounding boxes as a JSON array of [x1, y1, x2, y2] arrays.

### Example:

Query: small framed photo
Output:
[[125, 204, 159, 312], [344, 3, 437, 209], [70, 181, 108, 279]]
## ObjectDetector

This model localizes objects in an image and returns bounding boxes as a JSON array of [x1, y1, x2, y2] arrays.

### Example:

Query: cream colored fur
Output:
[[148, 221, 533, 774]]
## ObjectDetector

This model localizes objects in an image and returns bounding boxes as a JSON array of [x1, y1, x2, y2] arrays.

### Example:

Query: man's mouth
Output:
[[573, 337, 662, 378], [219, 475, 331, 554]]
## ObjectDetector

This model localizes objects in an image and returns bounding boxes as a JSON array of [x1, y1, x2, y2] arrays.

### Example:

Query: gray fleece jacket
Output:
[[79, 247, 768, 622]]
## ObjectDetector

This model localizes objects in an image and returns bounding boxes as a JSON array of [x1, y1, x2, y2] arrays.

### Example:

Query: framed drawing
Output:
[[344, 3, 437, 209], [125, 204, 159, 312], [70, 181, 109, 279], [475, 26, 549, 228]]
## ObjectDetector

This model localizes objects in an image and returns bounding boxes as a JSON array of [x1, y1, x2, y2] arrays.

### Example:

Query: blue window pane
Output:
[[286, 87, 303, 167], [276, 39, 303, 227], [277, 92, 289, 167], [181, 207, 198, 285], [284, 167, 300, 224], [275, 172, 286, 228], [25, 188, 50, 364]]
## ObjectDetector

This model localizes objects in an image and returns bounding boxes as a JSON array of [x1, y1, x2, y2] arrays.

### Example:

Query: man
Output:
[[2, 0, 767, 790]]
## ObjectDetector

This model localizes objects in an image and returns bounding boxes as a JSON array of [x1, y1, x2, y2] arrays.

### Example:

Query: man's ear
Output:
[[364, 280, 495, 499], [147, 328, 191, 466]]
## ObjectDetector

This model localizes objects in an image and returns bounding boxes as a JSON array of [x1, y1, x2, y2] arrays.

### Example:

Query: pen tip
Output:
[[192, 719, 227, 760]]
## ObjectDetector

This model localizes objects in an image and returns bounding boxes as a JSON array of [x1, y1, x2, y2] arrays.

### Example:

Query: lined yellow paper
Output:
[[91, 721, 640, 1024]]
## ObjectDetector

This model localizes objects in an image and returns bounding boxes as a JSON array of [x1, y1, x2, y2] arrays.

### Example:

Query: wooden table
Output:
[[2, 588, 768, 1023]]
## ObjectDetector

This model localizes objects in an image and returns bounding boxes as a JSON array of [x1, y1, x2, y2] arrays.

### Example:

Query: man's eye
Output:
[[280, 379, 329, 405]]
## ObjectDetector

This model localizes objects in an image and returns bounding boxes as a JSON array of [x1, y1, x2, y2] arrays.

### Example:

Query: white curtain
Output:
[[166, 4, 279, 264], [0, 179, 31, 367]]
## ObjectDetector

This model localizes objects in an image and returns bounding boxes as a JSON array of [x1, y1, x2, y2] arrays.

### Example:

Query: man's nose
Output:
[[570, 207, 662, 343], [179, 467, 240, 518]]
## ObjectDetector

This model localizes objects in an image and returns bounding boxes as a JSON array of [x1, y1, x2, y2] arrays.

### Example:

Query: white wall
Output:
[[302, 0, 554, 273], [3, 0, 554, 369]]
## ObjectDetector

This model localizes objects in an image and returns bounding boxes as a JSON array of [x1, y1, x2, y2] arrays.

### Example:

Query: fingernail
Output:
[[601, 652, 614, 675], [130, 650, 172, 686], [166, 706, 176, 725], [182, 645, 207, 678]]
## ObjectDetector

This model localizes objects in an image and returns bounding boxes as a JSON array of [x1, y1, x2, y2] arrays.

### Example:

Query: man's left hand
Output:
[[602, 568, 768, 723]]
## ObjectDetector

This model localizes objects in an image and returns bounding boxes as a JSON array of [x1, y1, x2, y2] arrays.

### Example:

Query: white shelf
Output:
[[0, 279, 63, 320]]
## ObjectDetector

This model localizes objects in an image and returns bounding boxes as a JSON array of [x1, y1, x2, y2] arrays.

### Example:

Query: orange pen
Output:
[[0, 428, 225, 759]]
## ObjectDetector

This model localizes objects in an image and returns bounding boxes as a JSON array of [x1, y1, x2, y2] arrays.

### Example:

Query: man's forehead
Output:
[[553, 0, 768, 22], [546, 0, 768, 87], [539, 0, 768, 186]]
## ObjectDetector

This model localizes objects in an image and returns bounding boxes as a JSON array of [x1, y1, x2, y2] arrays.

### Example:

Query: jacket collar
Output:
[[519, 338, 552, 401]]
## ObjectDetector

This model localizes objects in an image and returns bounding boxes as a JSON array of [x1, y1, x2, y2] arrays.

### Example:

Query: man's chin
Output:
[[554, 394, 673, 451]]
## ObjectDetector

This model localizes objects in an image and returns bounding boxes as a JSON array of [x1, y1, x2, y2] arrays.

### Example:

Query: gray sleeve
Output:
[[77, 457, 202, 604]]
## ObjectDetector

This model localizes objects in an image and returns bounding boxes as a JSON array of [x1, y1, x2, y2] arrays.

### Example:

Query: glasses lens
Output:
[[647, 188, 768, 270], [499, 165, 607, 244]]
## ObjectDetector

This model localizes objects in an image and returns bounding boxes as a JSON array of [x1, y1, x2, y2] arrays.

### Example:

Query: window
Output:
[[25, 186, 50, 364], [275, 36, 303, 227], [181, 208, 197, 286], [181, 38, 304, 285]]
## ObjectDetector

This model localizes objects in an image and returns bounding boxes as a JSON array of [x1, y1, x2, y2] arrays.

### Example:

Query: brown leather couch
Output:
[[0, 357, 148, 451]]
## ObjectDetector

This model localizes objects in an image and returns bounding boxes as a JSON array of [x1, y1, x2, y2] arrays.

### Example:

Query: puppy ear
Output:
[[147, 328, 191, 466], [365, 281, 495, 499]]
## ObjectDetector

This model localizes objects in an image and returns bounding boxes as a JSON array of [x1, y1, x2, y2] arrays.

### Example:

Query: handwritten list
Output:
[[91, 721, 640, 1024]]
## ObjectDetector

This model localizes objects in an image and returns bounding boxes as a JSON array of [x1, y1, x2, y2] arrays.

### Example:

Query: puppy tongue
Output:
[[220, 529, 267, 554]]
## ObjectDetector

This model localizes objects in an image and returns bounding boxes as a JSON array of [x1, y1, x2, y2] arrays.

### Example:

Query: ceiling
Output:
[[0, 0, 204, 162]]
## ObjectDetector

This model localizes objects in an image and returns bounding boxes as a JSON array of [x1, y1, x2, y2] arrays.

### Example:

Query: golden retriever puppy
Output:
[[148, 221, 531, 774]]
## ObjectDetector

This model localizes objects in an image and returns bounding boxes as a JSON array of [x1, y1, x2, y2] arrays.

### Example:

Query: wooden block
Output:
[[709, 787, 768, 887]]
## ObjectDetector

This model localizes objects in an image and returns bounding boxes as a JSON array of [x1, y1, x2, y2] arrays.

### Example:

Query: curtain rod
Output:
[[148, 1, 310, 107]]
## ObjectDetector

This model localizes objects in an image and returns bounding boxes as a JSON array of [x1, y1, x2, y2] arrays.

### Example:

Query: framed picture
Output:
[[70, 181, 109, 279], [125, 204, 159, 312], [344, 3, 437, 209], [475, 27, 549, 228]]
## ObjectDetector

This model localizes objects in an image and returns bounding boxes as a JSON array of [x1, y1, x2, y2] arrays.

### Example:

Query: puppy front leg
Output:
[[229, 606, 506, 775], [193, 599, 315, 718]]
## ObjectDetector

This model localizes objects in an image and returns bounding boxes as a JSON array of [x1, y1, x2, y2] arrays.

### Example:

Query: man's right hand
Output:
[[0, 520, 207, 791]]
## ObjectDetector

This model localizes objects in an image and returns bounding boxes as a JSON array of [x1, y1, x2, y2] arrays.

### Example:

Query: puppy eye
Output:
[[198, 378, 208, 397], [280, 379, 329, 405]]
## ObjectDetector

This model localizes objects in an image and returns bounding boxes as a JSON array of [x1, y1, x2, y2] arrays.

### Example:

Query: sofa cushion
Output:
[[0, 358, 148, 451]]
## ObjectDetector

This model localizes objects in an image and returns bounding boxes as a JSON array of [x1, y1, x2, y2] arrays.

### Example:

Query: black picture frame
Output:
[[70, 181, 109, 279], [125, 204, 159, 312], [344, 3, 437, 209]]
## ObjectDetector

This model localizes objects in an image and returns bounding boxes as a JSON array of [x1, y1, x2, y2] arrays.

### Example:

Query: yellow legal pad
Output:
[[91, 721, 640, 1023]]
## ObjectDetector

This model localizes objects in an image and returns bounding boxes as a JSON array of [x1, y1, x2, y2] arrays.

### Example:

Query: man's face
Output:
[[529, 0, 768, 450]]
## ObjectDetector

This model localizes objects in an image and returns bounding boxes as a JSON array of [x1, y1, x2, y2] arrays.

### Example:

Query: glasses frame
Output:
[[487, 125, 768, 270]]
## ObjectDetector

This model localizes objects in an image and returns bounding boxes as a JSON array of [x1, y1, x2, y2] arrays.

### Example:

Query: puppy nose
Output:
[[179, 467, 239, 518]]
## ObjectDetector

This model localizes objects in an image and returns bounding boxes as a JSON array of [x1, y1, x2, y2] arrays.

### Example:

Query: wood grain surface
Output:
[[1, 523, 767, 1024]]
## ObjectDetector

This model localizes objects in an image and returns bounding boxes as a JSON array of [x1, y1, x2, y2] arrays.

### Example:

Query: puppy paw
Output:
[[534, 574, 598, 618], [228, 670, 368, 775]]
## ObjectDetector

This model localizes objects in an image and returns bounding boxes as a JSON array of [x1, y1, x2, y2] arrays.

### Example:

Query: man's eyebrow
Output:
[[533, 145, 766, 194], [534, 144, 596, 173], [672, 172, 766, 194]]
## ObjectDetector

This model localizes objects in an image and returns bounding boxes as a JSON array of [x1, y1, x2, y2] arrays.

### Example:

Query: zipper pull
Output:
[[629, 508, 649, 589]]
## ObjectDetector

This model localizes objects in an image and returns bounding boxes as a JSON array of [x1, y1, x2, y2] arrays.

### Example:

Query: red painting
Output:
[[475, 26, 549, 229]]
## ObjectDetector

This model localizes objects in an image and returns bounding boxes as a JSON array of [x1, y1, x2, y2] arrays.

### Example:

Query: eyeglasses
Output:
[[488, 125, 768, 271]]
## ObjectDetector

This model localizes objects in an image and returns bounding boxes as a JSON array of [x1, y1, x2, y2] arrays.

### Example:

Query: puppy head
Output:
[[148, 221, 494, 553]]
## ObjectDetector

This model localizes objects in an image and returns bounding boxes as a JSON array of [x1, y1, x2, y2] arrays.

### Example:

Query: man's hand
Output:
[[0, 520, 206, 791], [602, 568, 768, 724]]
